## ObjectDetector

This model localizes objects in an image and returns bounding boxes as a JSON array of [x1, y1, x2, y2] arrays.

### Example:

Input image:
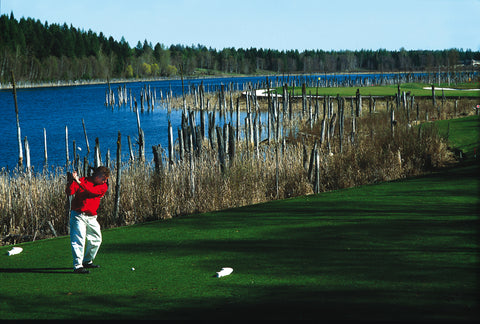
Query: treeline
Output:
[[1, 12, 479, 84]]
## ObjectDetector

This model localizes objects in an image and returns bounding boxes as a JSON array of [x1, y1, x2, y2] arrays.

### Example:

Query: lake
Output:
[[0, 73, 421, 171]]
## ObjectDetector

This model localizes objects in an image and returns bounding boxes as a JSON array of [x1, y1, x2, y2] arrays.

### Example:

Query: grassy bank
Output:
[[436, 115, 480, 158]]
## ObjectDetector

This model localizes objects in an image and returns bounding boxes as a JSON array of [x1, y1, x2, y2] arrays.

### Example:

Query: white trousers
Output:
[[70, 211, 102, 269]]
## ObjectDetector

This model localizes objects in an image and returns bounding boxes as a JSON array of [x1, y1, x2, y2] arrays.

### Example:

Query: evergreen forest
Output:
[[1, 13, 479, 84]]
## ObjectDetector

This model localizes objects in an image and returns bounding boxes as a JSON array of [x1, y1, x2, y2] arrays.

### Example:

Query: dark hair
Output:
[[93, 166, 110, 178]]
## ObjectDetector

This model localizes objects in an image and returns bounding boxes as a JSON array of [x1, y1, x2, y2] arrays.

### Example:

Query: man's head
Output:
[[92, 166, 110, 185]]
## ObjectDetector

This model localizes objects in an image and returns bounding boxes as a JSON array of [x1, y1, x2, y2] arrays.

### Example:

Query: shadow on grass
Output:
[[0, 267, 73, 274], [95, 204, 478, 319], [1, 283, 476, 320], [93, 163, 479, 320]]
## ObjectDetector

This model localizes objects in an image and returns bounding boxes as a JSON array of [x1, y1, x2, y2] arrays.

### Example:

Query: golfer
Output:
[[66, 166, 110, 274]]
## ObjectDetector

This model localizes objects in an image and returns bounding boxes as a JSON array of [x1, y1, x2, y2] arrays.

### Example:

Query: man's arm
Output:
[[73, 172, 108, 197], [65, 172, 79, 195]]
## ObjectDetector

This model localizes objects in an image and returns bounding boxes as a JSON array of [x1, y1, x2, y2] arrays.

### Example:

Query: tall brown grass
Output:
[[1, 95, 475, 245]]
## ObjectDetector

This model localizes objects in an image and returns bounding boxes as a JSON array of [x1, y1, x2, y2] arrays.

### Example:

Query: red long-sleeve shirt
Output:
[[66, 177, 108, 216]]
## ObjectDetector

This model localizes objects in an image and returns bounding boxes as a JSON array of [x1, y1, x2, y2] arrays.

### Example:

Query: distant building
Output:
[[462, 59, 480, 66]]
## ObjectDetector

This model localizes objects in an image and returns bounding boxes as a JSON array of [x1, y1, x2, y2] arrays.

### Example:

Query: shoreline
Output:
[[0, 70, 458, 91]]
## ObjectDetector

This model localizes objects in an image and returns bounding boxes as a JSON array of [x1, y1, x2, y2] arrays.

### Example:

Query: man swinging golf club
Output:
[[66, 166, 110, 274]]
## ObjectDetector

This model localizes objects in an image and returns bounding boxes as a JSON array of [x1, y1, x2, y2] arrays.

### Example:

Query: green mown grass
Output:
[[1, 117, 479, 320], [278, 82, 480, 97], [436, 115, 480, 159]]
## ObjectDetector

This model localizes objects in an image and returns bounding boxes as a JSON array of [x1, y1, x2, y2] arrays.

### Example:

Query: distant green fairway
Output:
[[279, 82, 480, 97], [1, 116, 479, 320], [436, 115, 480, 158]]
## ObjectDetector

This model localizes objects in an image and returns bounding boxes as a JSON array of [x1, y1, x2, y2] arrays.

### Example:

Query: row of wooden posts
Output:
[[11, 70, 476, 184], [12, 79, 464, 174], [102, 70, 477, 111], [9, 70, 477, 228], [73, 81, 477, 224], [12, 68, 473, 177]]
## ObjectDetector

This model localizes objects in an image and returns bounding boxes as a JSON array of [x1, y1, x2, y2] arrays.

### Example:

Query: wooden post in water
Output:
[[114, 132, 122, 225], [302, 83, 307, 116], [168, 120, 174, 165], [220, 84, 225, 112], [416, 102, 420, 122], [107, 78, 112, 107], [228, 123, 235, 165], [24, 136, 31, 177], [180, 64, 186, 112], [82, 119, 90, 155], [178, 128, 185, 162], [439, 88, 444, 119], [198, 82, 203, 110], [410, 95, 415, 122], [135, 96, 145, 162], [83, 156, 88, 177], [223, 123, 229, 160], [252, 117, 257, 157], [314, 147, 320, 194], [200, 109, 206, 140], [72, 140, 77, 171], [152, 144, 163, 175], [283, 84, 289, 117], [396, 84, 401, 109], [275, 142, 279, 199], [188, 110, 197, 152], [338, 96, 345, 153], [138, 129, 145, 162], [328, 113, 337, 154], [65, 126, 70, 169], [266, 78, 271, 144], [303, 144, 308, 171], [195, 125, 202, 157], [288, 89, 293, 121], [431, 84, 436, 111], [350, 98, 356, 145], [43, 128, 48, 167], [64, 127, 72, 231], [216, 126, 226, 173], [319, 117, 326, 146], [391, 109, 396, 138], [94, 138, 101, 168], [105, 150, 111, 170], [11, 71, 23, 169], [308, 141, 317, 182], [127, 136, 135, 162], [329, 113, 337, 141], [229, 90, 234, 120], [236, 97, 240, 141], [135, 101, 142, 134], [355, 88, 361, 117], [188, 131, 195, 196]]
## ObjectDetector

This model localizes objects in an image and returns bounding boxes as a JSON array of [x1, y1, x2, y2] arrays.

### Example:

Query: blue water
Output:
[[0, 73, 427, 170]]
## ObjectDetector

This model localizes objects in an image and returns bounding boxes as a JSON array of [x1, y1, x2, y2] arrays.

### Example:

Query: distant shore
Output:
[[0, 70, 452, 91], [0, 77, 178, 90]]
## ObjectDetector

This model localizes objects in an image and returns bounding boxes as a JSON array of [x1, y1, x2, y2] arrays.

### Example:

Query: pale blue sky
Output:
[[2, 0, 479, 51]]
